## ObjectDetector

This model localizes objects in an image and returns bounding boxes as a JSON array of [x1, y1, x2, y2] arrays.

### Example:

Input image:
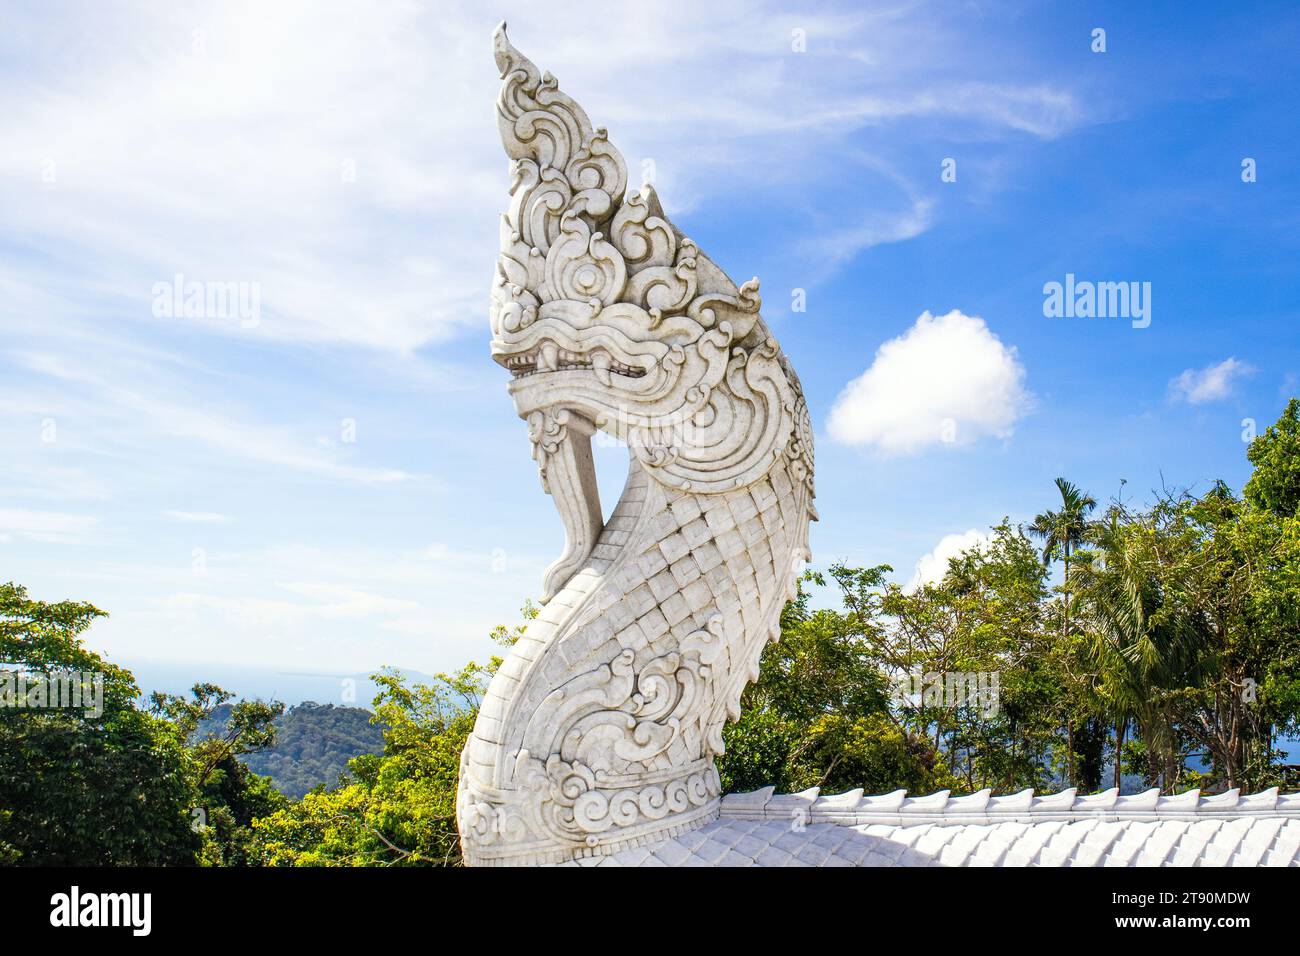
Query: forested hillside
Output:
[[199, 702, 384, 798]]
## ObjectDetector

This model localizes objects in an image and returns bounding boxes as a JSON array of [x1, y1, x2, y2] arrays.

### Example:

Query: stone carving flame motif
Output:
[[456, 25, 816, 866]]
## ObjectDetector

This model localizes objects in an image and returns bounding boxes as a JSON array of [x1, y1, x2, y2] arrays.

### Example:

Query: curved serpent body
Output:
[[456, 26, 815, 866]]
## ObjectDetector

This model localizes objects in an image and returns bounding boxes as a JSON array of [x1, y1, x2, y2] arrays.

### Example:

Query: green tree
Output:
[[251, 661, 494, 866], [1166, 484, 1300, 790], [0, 583, 201, 865], [718, 569, 947, 795], [150, 683, 286, 865], [252, 604, 533, 866], [1029, 477, 1098, 639], [1073, 502, 1213, 791], [1245, 398, 1300, 518], [1029, 477, 1099, 787], [872, 524, 1063, 792]]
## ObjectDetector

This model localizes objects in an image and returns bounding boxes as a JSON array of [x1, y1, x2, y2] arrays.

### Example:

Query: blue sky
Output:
[[2, 1, 1297, 693]]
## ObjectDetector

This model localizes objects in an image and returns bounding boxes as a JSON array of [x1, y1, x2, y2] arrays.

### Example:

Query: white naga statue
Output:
[[458, 27, 1300, 868], [457, 25, 815, 866]]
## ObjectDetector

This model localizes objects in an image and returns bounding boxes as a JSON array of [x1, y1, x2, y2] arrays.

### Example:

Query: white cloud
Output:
[[8, 349, 414, 485], [0, 463, 111, 502], [799, 197, 935, 273], [908, 528, 992, 590], [153, 583, 420, 629], [0, 1, 1089, 356], [1169, 357, 1253, 404], [163, 511, 231, 524], [828, 309, 1031, 454], [0, 509, 99, 544], [0, 2, 496, 354]]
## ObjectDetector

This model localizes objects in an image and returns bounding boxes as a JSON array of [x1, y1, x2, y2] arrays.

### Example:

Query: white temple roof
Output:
[[555, 787, 1300, 867]]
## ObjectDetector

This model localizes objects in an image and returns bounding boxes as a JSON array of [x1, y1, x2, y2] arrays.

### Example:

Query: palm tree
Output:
[[1029, 478, 1097, 787], [1080, 514, 1133, 790], [1029, 477, 1097, 641], [1074, 520, 1210, 792]]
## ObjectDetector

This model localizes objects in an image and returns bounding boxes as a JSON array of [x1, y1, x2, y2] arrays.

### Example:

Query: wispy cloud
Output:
[[163, 511, 231, 524], [0, 509, 100, 544], [0, 0, 1091, 358], [5, 349, 414, 485], [799, 197, 935, 272], [1169, 357, 1253, 404], [0, 0, 1103, 678], [0, 463, 111, 502], [76, 541, 547, 671], [1, 2, 496, 354]]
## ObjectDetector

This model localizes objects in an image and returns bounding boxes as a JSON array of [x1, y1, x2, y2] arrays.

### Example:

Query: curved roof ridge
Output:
[[720, 784, 1299, 825]]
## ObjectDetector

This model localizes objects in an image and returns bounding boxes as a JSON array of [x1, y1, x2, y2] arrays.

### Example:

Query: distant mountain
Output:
[[200, 701, 385, 799]]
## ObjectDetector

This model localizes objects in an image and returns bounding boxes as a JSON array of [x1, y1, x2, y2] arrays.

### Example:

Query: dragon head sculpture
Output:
[[459, 24, 815, 865]]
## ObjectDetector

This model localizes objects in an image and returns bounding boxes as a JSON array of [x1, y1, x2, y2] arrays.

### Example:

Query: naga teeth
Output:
[[502, 343, 645, 380]]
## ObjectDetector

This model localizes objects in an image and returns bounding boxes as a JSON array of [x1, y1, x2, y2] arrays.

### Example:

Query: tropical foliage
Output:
[[3, 402, 1299, 865], [0, 583, 280, 865], [248, 608, 532, 866]]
